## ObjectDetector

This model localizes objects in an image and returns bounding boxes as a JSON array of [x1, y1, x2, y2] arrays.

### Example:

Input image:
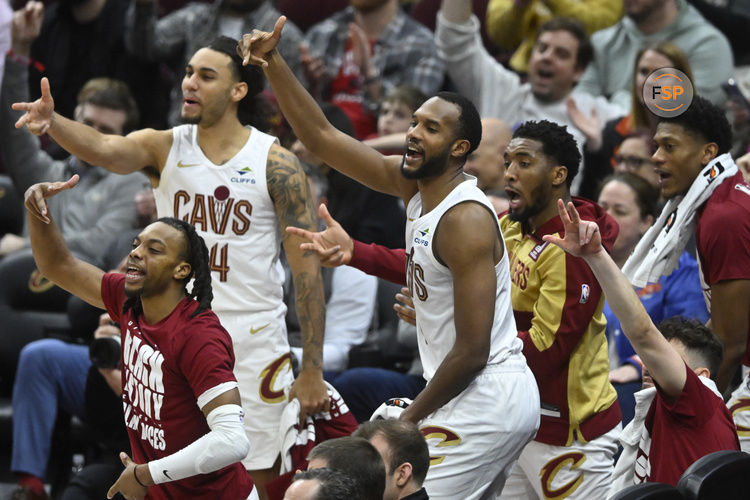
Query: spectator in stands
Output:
[[125, 0, 307, 125], [569, 41, 692, 198], [354, 419, 430, 500], [465, 118, 512, 193], [284, 468, 358, 500], [303, 0, 444, 138], [598, 172, 708, 425], [364, 85, 427, 154], [486, 0, 622, 74], [611, 132, 660, 188], [276, 0, 347, 33], [18, 0, 163, 130], [576, 0, 733, 109], [545, 203, 740, 489], [307, 436, 386, 500], [0, 0, 10, 90], [435, 0, 624, 194], [0, 15, 147, 410]]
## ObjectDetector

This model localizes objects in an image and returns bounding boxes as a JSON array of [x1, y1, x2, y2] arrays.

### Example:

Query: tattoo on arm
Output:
[[267, 147, 318, 233], [268, 146, 326, 369]]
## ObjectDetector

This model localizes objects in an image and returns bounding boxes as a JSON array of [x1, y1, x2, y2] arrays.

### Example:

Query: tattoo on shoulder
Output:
[[267, 147, 317, 231]]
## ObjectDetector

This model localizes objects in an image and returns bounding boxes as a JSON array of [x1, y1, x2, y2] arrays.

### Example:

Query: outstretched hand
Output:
[[24, 174, 79, 224], [237, 16, 286, 68], [542, 199, 603, 258], [12, 77, 55, 135], [286, 203, 354, 267]]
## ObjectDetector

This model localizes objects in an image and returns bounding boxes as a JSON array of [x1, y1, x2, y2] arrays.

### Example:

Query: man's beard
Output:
[[124, 286, 143, 299], [508, 184, 550, 226], [180, 113, 201, 125], [400, 146, 451, 180]]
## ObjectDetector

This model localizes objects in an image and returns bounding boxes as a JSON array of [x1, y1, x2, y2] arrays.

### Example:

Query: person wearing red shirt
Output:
[[545, 200, 739, 490], [23, 175, 255, 500]]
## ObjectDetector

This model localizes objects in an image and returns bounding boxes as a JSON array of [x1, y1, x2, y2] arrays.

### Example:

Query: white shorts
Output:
[[420, 359, 540, 500], [727, 366, 750, 453], [499, 423, 621, 500], [219, 310, 294, 470]]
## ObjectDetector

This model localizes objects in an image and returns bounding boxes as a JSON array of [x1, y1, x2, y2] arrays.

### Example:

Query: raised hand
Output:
[[299, 43, 328, 95], [286, 203, 354, 267], [12, 77, 55, 136], [237, 16, 286, 68], [542, 199, 603, 258], [11, 1, 44, 55], [566, 97, 602, 151], [348, 22, 374, 80], [24, 174, 79, 224]]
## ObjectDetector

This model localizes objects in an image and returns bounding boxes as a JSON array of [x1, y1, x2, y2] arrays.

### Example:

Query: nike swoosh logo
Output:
[[408, 217, 415, 222], [250, 323, 270, 334], [177, 160, 200, 168], [163, 470, 172, 480]]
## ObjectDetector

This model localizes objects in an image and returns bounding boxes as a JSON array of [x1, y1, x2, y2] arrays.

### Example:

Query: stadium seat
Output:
[[676, 450, 750, 500], [610, 482, 683, 499]]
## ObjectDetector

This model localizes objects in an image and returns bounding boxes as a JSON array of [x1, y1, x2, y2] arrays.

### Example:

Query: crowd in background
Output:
[[1, 0, 750, 498]]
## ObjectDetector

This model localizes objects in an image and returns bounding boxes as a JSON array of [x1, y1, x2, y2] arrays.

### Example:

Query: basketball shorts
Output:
[[499, 423, 621, 500], [727, 366, 750, 453], [420, 358, 540, 500], [219, 310, 294, 470]]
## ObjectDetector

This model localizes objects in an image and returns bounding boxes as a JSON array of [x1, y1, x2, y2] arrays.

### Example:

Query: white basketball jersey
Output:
[[155, 125, 285, 316], [405, 178, 522, 381]]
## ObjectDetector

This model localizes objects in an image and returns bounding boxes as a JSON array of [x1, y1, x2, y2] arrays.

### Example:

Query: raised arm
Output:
[[543, 200, 687, 399], [267, 145, 329, 418], [401, 203, 499, 423], [25, 176, 105, 309], [12, 78, 170, 178], [238, 17, 416, 201]]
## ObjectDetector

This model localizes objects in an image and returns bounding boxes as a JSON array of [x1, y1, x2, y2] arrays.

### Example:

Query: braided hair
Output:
[[123, 218, 213, 318]]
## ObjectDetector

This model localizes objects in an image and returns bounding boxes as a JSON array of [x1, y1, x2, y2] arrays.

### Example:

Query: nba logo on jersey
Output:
[[579, 284, 590, 304]]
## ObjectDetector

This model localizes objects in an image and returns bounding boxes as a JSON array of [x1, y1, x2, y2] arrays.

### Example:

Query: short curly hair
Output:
[[658, 95, 732, 155], [513, 120, 581, 187]]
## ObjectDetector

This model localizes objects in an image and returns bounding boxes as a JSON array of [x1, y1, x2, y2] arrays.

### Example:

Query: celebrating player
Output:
[[238, 17, 540, 499], [12, 36, 328, 497], [24, 175, 255, 500]]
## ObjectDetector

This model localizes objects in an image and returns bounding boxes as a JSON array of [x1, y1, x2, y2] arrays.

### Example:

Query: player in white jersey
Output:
[[240, 18, 540, 498], [13, 36, 328, 499]]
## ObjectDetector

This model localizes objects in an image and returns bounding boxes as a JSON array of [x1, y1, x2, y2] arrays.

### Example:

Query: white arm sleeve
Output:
[[147, 403, 249, 484]]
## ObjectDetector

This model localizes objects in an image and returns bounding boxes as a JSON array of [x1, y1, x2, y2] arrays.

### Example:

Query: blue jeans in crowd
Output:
[[11, 339, 90, 478]]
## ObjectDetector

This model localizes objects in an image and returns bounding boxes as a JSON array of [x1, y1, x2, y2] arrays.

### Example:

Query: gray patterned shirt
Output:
[[125, 0, 306, 125]]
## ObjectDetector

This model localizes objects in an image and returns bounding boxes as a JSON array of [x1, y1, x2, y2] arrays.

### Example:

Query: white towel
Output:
[[622, 153, 738, 287]]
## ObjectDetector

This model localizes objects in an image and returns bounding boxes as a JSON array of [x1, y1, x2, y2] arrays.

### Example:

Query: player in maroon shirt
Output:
[[23, 175, 255, 500], [545, 200, 739, 488]]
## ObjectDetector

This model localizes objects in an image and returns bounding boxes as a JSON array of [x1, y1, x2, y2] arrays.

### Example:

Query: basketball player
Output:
[[12, 36, 328, 497], [24, 175, 255, 499], [238, 18, 540, 499]]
